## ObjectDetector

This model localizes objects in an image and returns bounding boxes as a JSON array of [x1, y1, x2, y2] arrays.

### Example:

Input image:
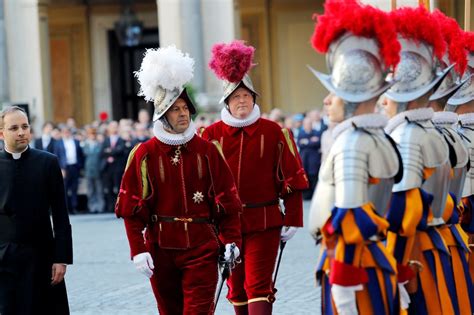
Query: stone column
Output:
[[156, 0, 238, 110], [0, 0, 9, 103], [200, 0, 238, 109], [4, 0, 52, 131]]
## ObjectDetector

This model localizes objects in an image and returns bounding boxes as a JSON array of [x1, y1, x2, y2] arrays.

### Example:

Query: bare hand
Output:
[[51, 264, 67, 285]]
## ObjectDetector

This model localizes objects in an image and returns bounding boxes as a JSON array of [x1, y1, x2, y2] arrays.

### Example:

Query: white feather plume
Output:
[[135, 45, 194, 102]]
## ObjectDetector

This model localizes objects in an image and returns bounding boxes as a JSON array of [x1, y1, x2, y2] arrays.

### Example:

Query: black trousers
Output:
[[65, 164, 80, 212], [0, 243, 69, 315]]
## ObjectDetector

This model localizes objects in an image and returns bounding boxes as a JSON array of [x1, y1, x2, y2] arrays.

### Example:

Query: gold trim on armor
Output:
[[154, 89, 167, 111], [141, 157, 149, 199], [124, 143, 141, 172], [197, 153, 203, 179], [158, 156, 165, 183], [281, 128, 296, 156], [248, 296, 274, 304], [212, 140, 226, 159], [229, 300, 249, 306]]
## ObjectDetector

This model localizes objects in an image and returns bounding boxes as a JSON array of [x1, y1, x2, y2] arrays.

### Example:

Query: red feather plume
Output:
[[390, 6, 446, 61], [208, 40, 255, 83], [311, 0, 400, 69], [432, 10, 467, 75], [464, 31, 474, 54]]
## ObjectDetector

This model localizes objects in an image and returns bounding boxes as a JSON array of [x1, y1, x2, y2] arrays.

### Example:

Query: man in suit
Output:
[[56, 127, 84, 213], [34, 122, 56, 154], [101, 121, 126, 212], [297, 117, 323, 200], [0, 106, 73, 314]]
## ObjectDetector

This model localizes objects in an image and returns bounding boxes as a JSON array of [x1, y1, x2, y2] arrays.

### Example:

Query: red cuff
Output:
[[397, 263, 415, 283], [329, 260, 369, 286]]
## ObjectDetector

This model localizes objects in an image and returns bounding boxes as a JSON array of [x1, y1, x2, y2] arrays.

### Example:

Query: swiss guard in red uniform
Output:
[[201, 41, 308, 314], [115, 46, 242, 315]]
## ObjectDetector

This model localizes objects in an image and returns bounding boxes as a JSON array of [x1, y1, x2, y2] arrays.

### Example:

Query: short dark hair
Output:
[[0, 106, 28, 129]]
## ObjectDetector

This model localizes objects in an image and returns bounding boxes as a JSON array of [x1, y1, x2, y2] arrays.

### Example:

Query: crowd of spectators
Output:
[[0, 107, 328, 213]]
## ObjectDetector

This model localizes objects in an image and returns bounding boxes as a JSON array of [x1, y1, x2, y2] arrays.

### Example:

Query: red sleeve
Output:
[[115, 144, 150, 258], [278, 128, 309, 227], [208, 142, 243, 248], [200, 126, 212, 141], [124, 217, 147, 258]]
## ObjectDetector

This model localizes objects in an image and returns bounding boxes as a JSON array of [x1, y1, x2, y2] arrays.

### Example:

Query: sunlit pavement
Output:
[[67, 201, 320, 314]]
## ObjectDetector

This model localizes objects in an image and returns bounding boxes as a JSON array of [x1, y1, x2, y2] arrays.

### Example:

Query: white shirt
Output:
[[63, 137, 77, 165], [41, 135, 51, 149]]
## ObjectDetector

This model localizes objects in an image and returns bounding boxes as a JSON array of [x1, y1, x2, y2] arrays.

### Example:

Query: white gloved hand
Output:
[[224, 243, 240, 262], [280, 226, 298, 242], [398, 282, 411, 310], [331, 284, 363, 315], [133, 252, 154, 279]]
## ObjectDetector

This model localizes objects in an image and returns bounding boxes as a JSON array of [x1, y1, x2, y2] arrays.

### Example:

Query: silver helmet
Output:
[[448, 53, 474, 106], [135, 46, 197, 122], [219, 74, 259, 104], [309, 33, 393, 103], [385, 37, 452, 103], [429, 54, 467, 101], [151, 87, 196, 121]]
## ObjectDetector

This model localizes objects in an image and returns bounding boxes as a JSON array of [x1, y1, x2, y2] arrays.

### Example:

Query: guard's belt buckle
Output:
[[174, 217, 193, 223], [151, 215, 158, 223]]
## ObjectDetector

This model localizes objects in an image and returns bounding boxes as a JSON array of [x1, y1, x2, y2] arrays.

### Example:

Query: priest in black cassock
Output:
[[0, 106, 73, 315]]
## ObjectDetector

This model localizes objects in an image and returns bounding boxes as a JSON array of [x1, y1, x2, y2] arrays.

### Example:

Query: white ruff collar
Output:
[[385, 107, 434, 134], [221, 104, 261, 128], [459, 113, 474, 126], [432, 111, 458, 126], [153, 120, 196, 146], [332, 113, 388, 139]]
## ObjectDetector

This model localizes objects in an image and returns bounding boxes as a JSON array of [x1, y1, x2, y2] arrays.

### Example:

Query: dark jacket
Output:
[[100, 136, 127, 174], [56, 138, 84, 170], [0, 147, 73, 313], [34, 137, 56, 154], [297, 128, 323, 175], [83, 141, 102, 179]]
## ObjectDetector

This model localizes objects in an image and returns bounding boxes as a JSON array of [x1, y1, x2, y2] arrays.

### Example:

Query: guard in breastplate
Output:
[[428, 10, 474, 314], [447, 29, 474, 299], [382, 6, 461, 314], [307, 1, 402, 314]]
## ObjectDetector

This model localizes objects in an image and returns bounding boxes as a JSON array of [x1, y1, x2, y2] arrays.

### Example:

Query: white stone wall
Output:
[[4, 0, 52, 131]]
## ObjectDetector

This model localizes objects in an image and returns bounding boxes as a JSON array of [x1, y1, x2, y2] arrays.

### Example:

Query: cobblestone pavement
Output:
[[67, 201, 320, 314]]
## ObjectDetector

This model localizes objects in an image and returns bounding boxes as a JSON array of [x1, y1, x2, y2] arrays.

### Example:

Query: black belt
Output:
[[150, 215, 211, 224], [243, 199, 279, 208]]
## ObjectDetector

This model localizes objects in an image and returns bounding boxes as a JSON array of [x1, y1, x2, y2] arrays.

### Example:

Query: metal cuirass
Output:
[[321, 128, 398, 205], [433, 121, 469, 203], [309, 121, 400, 235], [390, 120, 449, 194], [458, 124, 474, 198]]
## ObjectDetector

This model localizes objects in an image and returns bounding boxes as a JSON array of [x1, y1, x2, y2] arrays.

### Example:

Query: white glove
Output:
[[398, 282, 411, 310], [224, 243, 240, 262], [280, 226, 298, 242], [133, 252, 154, 279], [331, 284, 363, 315]]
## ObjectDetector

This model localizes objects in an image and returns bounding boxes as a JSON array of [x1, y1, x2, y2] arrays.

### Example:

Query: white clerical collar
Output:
[[385, 107, 434, 134], [153, 120, 196, 146], [459, 113, 474, 126], [332, 113, 388, 139], [221, 104, 261, 128], [4, 145, 28, 160], [432, 111, 458, 127]]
